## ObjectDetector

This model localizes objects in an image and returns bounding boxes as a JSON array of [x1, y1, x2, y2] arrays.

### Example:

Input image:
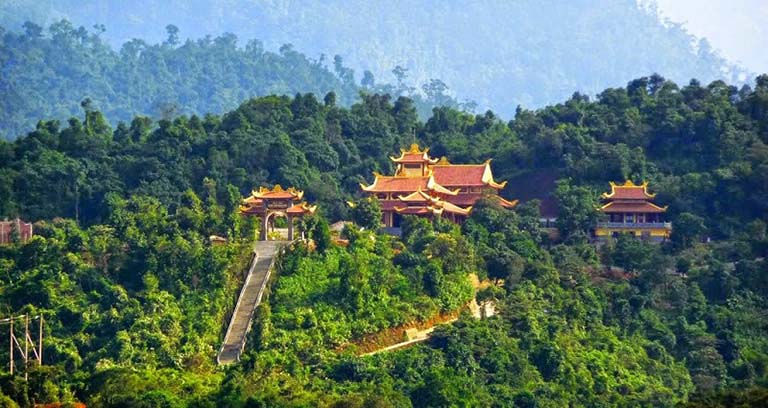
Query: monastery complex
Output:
[[359, 144, 517, 228]]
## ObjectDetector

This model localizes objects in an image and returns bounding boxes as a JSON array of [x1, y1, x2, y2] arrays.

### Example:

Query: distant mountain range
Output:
[[0, 0, 753, 118]]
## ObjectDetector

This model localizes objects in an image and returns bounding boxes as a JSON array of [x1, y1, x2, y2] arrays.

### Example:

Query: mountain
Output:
[[0, 76, 767, 406], [0, 19, 465, 140], [0, 0, 752, 115], [0, 20, 360, 140]]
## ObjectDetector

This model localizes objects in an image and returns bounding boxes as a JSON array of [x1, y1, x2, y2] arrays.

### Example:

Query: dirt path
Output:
[[360, 297, 496, 357]]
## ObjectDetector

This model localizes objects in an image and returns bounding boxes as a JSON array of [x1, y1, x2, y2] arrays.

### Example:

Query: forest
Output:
[[0, 20, 459, 140], [0, 73, 766, 406], [0, 0, 751, 116]]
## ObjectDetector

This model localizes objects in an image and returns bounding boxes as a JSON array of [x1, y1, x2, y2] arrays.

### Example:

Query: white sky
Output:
[[653, 0, 768, 74]]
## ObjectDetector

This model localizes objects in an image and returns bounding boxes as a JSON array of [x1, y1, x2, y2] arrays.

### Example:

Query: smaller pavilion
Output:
[[595, 180, 671, 242], [240, 185, 317, 241]]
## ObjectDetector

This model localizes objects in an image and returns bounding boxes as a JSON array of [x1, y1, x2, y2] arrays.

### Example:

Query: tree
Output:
[[312, 216, 332, 253], [88, 224, 117, 275], [164, 24, 180, 46], [350, 197, 382, 231], [361, 71, 375, 89], [486, 248, 525, 285], [554, 179, 600, 238], [671, 212, 706, 250], [607, 233, 659, 273]]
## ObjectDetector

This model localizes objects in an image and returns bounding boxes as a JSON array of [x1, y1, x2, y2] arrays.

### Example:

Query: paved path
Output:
[[217, 240, 284, 365]]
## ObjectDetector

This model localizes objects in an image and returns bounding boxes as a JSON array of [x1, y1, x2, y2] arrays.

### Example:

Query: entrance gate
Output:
[[240, 185, 317, 241]]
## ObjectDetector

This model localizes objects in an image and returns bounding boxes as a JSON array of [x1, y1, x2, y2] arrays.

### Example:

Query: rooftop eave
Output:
[[603, 180, 656, 199], [426, 175, 460, 195], [480, 161, 507, 190]]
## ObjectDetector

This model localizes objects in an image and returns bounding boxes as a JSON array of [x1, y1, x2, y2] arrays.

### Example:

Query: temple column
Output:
[[288, 217, 295, 241], [260, 215, 269, 241]]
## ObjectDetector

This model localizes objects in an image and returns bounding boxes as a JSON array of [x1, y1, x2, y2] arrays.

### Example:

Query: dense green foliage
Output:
[[0, 20, 355, 139], [0, 192, 251, 406], [0, 21, 462, 139], [265, 218, 474, 355], [0, 74, 767, 405], [0, 0, 750, 116]]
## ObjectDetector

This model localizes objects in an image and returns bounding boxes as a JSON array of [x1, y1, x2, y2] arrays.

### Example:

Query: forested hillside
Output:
[[0, 75, 767, 406], [0, 20, 463, 140], [0, 0, 751, 116], [0, 21, 352, 140]]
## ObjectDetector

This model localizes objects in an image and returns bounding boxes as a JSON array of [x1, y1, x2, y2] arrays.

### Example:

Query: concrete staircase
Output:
[[217, 240, 285, 365]]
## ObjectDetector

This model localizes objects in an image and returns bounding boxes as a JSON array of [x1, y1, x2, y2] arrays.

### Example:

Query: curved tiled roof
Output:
[[390, 143, 439, 164], [602, 180, 656, 200], [600, 201, 666, 213]]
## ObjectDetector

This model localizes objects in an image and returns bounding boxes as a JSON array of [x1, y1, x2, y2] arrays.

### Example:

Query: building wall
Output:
[[595, 227, 671, 241], [0, 220, 34, 244]]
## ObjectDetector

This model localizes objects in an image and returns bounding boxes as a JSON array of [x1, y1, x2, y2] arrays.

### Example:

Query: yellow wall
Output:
[[595, 227, 671, 238]]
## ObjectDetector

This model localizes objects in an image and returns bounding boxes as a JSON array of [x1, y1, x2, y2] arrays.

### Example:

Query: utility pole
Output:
[[3, 314, 44, 376], [24, 315, 28, 381], [38, 315, 43, 365], [9, 315, 13, 375]]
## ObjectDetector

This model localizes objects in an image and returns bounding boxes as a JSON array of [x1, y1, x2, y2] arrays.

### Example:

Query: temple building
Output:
[[0, 218, 33, 245], [240, 185, 317, 241], [594, 180, 672, 242], [359, 144, 517, 229]]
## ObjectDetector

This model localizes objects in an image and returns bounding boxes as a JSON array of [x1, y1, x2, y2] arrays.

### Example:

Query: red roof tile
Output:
[[600, 201, 666, 213], [390, 143, 439, 163], [602, 181, 655, 200], [255, 191, 298, 199], [286, 203, 317, 215], [364, 176, 430, 192], [432, 165, 487, 187], [608, 188, 654, 200], [394, 152, 432, 163], [448, 193, 483, 206], [394, 207, 434, 215]]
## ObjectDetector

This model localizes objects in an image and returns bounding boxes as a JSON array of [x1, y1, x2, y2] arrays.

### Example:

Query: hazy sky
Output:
[[653, 0, 768, 74]]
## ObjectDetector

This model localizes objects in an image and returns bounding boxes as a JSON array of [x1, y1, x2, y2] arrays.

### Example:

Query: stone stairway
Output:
[[217, 240, 285, 365]]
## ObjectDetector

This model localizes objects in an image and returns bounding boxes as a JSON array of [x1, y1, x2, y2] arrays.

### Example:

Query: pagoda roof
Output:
[[397, 189, 434, 202], [393, 206, 436, 215], [360, 174, 459, 195], [239, 204, 265, 215], [602, 180, 656, 200], [600, 201, 667, 213], [393, 191, 473, 216], [393, 199, 473, 216], [440, 200, 474, 215], [286, 202, 318, 215], [390, 143, 439, 164], [445, 193, 483, 206], [415, 192, 518, 208], [241, 184, 316, 216], [243, 196, 264, 205], [251, 184, 304, 200], [491, 195, 519, 208], [431, 160, 507, 189]]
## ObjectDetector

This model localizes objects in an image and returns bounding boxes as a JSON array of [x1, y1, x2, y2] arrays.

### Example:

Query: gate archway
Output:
[[240, 185, 317, 241]]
